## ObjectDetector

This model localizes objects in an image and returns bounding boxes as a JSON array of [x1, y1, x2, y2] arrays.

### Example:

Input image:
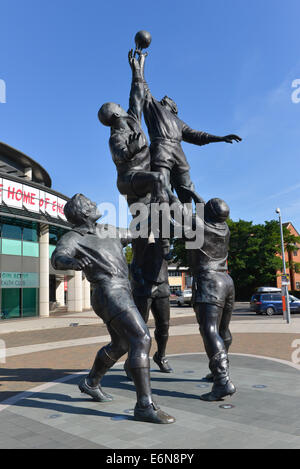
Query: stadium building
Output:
[[0, 142, 91, 319]]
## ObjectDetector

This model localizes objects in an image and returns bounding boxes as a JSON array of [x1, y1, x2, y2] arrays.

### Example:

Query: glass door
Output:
[[1, 288, 21, 319]]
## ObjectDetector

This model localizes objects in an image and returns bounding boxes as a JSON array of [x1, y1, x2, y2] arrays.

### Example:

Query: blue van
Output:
[[250, 293, 300, 316]]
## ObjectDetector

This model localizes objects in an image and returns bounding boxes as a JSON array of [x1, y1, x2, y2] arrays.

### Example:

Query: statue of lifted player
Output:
[[51, 193, 175, 424], [168, 191, 236, 401], [98, 49, 171, 264], [136, 46, 242, 205]]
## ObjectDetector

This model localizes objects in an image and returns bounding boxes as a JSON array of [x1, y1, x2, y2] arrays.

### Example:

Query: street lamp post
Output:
[[276, 208, 291, 324]]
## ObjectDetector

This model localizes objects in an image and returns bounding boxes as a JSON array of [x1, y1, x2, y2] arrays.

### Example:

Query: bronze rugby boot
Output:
[[134, 401, 175, 424], [79, 377, 113, 402], [153, 352, 173, 373], [131, 367, 175, 424], [199, 351, 236, 401], [79, 348, 115, 401]]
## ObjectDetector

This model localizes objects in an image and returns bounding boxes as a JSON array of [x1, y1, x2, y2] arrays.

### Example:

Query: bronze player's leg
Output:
[[219, 279, 235, 353], [123, 296, 152, 380], [79, 322, 129, 402], [150, 296, 173, 373], [133, 295, 152, 323], [109, 307, 175, 424], [131, 171, 168, 203], [194, 303, 236, 401], [194, 303, 224, 359], [151, 166, 172, 193], [171, 170, 205, 204]]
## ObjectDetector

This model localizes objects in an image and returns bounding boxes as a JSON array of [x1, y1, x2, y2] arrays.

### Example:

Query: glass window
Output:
[[296, 282, 300, 290], [49, 226, 68, 245], [251, 295, 260, 302], [169, 271, 181, 277], [1, 288, 21, 319], [23, 241, 39, 257], [23, 223, 39, 242], [22, 288, 38, 317], [271, 294, 282, 301], [2, 222, 22, 240], [262, 294, 271, 301], [49, 231, 58, 246], [49, 245, 56, 258], [2, 239, 22, 256]]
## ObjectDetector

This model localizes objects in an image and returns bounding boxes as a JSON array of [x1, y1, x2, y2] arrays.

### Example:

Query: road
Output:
[[171, 301, 300, 320]]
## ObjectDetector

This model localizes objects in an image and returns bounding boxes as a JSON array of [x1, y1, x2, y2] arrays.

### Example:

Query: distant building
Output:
[[276, 222, 300, 291], [168, 264, 192, 294], [0, 142, 91, 319]]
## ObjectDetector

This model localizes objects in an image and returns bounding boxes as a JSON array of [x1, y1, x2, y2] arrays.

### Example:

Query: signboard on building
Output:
[[0, 272, 39, 288], [0, 178, 67, 221]]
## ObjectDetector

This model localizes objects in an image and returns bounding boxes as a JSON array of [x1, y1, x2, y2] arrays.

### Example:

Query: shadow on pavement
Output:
[[0, 367, 204, 407]]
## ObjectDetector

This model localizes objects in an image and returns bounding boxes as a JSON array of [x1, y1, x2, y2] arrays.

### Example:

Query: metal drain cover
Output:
[[48, 414, 62, 419], [124, 409, 134, 414], [111, 415, 128, 421]]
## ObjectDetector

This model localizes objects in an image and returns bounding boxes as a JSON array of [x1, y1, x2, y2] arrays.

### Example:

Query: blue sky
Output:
[[0, 0, 299, 229]]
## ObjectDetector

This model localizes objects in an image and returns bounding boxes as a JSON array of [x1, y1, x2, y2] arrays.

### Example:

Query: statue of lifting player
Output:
[[51, 193, 175, 424], [168, 189, 236, 401]]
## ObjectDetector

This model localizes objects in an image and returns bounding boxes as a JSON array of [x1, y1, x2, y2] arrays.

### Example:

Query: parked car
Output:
[[256, 287, 281, 293], [250, 292, 300, 316], [174, 290, 183, 297], [177, 289, 192, 306]]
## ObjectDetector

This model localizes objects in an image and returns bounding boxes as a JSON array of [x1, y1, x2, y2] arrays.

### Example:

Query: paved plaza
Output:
[[1, 354, 300, 449]]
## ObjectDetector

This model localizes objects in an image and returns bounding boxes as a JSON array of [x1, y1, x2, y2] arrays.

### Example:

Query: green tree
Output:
[[227, 219, 283, 299]]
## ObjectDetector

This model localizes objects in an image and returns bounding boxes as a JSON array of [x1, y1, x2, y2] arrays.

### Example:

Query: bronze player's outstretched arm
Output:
[[182, 123, 242, 147], [128, 49, 145, 123], [136, 51, 157, 103]]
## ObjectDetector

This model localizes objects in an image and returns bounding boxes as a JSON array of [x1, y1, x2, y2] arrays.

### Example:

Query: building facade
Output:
[[0, 142, 90, 319], [276, 222, 300, 292], [168, 264, 192, 294]]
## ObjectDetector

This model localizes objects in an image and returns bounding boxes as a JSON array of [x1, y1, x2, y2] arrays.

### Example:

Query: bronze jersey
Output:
[[189, 221, 229, 274]]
